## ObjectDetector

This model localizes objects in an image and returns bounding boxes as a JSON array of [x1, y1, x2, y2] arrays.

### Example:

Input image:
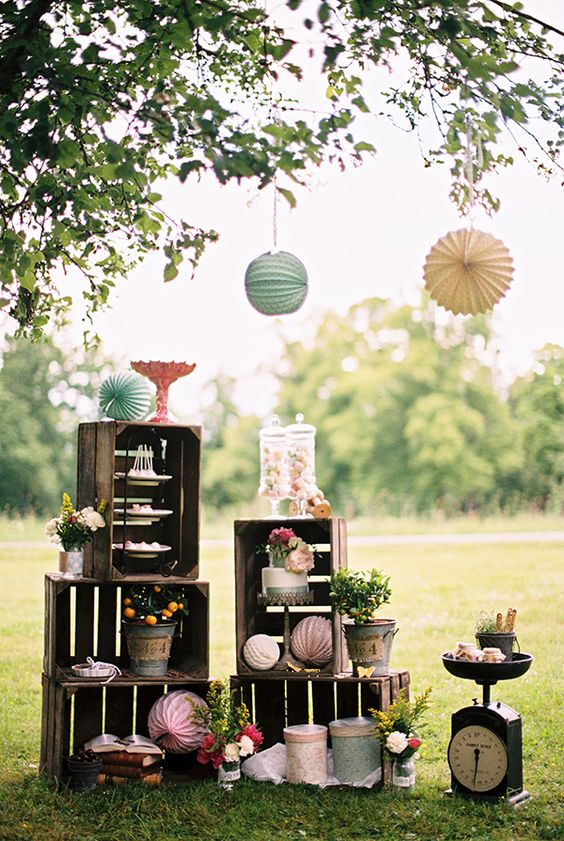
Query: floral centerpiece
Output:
[[192, 680, 263, 787], [371, 686, 432, 792], [45, 492, 106, 550], [122, 584, 189, 625], [263, 527, 315, 572]]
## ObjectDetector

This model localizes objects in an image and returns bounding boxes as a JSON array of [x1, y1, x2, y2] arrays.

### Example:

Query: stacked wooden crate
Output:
[[40, 421, 210, 782], [231, 517, 410, 771]]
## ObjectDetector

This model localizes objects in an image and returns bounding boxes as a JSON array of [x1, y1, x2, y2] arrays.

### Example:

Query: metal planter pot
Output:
[[122, 620, 177, 677], [342, 619, 397, 677]]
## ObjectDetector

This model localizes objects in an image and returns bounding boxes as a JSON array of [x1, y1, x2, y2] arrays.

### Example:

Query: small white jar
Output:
[[284, 724, 328, 785]]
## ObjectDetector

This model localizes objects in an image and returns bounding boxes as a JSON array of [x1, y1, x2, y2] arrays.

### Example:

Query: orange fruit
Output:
[[167, 601, 178, 612], [123, 597, 132, 606], [162, 609, 172, 618], [145, 615, 157, 625], [177, 603, 184, 611], [123, 607, 136, 619], [153, 585, 161, 593]]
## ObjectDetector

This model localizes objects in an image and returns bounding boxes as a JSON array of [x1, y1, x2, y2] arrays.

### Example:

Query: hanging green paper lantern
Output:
[[245, 250, 308, 315], [99, 371, 152, 420]]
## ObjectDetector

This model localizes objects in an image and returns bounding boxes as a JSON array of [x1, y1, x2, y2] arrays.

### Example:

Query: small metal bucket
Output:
[[122, 621, 177, 676], [475, 632, 518, 660], [343, 619, 398, 677]]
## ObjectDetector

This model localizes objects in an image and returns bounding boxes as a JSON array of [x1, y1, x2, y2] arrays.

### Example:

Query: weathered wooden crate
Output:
[[77, 421, 201, 579], [40, 676, 213, 783], [43, 575, 209, 681], [231, 670, 410, 751], [234, 518, 348, 676]]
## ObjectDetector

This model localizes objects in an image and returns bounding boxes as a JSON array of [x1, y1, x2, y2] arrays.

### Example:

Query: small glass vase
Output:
[[392, 754, 416, 793], [217, 760, 241, 790], [59, 548, 84, 579]]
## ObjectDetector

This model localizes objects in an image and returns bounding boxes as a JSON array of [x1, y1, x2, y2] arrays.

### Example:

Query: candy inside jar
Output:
[[286, 413, 319, 517], [258, 415, 291, 518]]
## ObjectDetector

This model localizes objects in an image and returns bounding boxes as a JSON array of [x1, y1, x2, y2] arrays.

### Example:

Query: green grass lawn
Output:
[[0, 531, 562, 841]]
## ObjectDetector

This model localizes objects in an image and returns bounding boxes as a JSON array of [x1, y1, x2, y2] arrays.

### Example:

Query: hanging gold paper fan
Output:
[[423, 228, 514, 315]]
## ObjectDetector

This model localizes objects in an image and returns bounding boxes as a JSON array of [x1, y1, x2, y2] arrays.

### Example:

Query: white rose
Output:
[[224, 742, 240, 763], [386, 731, 409, 754], [44, 518, 59, 537], [80, 509, 105, 530], [49, 535, 62, 545], [237, 734, 255, 757]]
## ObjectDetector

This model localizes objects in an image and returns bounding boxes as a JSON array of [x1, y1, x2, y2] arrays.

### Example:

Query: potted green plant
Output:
[[474, 608, 518, 660], [329, 568, 396, 677], [122, 584, 189, 677]]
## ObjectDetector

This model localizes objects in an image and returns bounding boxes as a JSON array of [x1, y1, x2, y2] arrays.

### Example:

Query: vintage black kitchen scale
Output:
[[442, 652, 534, 805]]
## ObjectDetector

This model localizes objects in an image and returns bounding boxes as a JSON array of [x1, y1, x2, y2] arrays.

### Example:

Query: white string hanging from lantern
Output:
[[423, 117, 514, 316]]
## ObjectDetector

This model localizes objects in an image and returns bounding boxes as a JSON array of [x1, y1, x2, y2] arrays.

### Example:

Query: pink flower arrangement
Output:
[[192, 680, 263, 770], [265, 527, 315, 574]]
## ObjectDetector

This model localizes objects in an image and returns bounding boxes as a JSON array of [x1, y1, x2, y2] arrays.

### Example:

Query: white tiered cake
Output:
[[261, 566, 308, 596]]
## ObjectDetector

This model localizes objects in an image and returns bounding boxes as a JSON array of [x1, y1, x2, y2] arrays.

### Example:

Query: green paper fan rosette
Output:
[[99, 372, 152, 421]]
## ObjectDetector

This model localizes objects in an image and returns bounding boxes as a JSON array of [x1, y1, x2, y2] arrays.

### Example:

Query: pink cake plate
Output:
[[131, 360, 196, 423]]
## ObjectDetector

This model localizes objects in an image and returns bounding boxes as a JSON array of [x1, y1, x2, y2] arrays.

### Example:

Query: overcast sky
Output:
[[18, 2, 564, 421]]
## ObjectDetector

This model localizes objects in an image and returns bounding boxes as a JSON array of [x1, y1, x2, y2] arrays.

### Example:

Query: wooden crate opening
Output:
[[232, 671, 410, 751], [40, 676, 212, 782], [77, 421, 201, 580], [234, 518, 348, 676], [43, 575, 209, 682]]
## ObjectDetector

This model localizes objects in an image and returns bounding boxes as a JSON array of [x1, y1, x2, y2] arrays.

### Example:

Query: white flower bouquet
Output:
[[45, 493, 106, 551]]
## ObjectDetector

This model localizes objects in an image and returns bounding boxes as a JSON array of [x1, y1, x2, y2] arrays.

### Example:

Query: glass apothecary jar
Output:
[[258, 415, 290, 518], [286, 413, 319, 517]]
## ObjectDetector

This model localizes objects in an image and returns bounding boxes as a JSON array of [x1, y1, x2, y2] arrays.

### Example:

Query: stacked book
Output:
[[83, 733, 163, 785]]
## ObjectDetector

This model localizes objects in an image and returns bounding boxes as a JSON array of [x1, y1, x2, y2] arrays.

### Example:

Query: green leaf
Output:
[[277, 186, 296, 208]]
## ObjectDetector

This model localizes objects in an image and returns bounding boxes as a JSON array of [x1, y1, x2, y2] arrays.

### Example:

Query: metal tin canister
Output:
[[283, 724, 328, 785], [329, 716, 381, 784]]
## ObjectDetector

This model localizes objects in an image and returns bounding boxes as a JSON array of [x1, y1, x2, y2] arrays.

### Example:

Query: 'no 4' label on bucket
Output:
[[348, 639, 385, 658]]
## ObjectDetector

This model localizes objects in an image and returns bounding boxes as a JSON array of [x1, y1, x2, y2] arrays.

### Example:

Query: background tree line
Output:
[[1, 296, 562, 517]]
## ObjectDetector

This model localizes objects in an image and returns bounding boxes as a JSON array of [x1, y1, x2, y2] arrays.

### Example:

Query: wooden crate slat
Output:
[[73, 685, 103, 751], [285, 679, 309, 727], [311, 681, 336, 731], [336, 681, 361, 720], [135, 684, 165, 736], [97, 584, 118, 663], [103, 685, 135, 736], [74, 586, 95, 665], [254, 680, 286, 748], [55, 583, 71, 675], [77, 424, 97, 578], [93, 422, 116, 579]]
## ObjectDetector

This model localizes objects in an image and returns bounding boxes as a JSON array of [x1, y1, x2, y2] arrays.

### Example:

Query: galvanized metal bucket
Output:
[[343, 619, 398, 677], [122, 620, 177, 676]]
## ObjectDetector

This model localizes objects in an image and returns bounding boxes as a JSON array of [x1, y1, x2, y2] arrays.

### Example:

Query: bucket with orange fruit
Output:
[[121, 584, 189, 676]]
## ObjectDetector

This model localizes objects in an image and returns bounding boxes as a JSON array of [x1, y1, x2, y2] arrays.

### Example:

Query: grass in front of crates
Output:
[[0, 541, 562, 841]]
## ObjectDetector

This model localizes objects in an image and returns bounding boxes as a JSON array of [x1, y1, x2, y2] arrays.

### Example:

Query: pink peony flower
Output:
[[285, 546, 314, 573], [268, 527, 296, 546], [200, 733, 216, 752], [408, 737, 421, 750], [242, 723, 263, 749]]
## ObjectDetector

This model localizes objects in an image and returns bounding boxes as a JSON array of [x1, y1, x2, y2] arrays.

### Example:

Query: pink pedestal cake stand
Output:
[[131, 360, 196, 424]]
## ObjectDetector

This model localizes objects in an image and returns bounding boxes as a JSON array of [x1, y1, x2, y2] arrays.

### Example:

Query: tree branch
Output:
[[485, 0, 564, 40]]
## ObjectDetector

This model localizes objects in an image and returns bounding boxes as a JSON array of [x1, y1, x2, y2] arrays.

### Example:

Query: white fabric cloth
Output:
[[241, 743, 382, 788]]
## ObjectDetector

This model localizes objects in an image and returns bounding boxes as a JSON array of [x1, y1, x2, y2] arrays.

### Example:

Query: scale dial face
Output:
[[448, 724, 508, 792]]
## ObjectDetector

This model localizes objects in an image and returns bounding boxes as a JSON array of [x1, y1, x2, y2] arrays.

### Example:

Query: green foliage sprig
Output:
[[330, 568, 391, 624], [371, 687, 433, 757]]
